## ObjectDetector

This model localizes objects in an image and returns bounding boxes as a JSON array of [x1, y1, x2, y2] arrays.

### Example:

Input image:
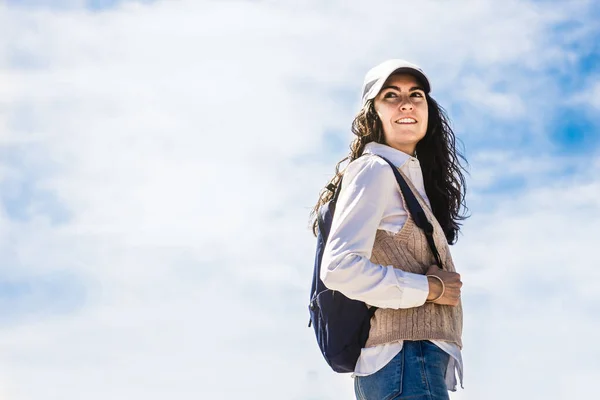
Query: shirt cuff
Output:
[[393, 269, 429, 308]]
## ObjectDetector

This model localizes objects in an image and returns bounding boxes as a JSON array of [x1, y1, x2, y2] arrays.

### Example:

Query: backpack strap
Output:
[[326, 178, 343, 203], [376, 156, 444, 270]]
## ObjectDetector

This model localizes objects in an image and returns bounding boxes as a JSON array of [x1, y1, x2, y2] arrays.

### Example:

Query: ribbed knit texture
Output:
[[365, 168, 463, 349]]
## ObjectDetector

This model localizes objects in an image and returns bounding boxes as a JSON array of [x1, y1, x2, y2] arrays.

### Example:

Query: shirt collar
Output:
[[363, 142, 417, 168]]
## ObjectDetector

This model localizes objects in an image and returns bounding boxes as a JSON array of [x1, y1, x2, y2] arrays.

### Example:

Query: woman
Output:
[[310, 59, 468, 399]]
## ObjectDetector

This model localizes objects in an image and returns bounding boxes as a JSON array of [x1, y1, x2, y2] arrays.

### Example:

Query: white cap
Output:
[[361, 59, 431, 107]]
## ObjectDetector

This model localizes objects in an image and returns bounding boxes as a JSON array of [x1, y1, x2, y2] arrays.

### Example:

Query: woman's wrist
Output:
[[426, 275, 445, 303]]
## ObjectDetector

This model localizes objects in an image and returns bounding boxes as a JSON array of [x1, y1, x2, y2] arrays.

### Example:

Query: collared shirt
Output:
[[321, 142, 463, 391]]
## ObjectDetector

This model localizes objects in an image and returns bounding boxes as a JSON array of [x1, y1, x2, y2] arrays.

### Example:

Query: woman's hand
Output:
[[425, 265, 462, 306]]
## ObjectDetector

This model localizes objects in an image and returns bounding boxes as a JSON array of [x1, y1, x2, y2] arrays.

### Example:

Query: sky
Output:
[[0, 0, 599, 399]]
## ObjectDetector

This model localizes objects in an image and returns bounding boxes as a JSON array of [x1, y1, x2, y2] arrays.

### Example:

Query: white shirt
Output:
[[321, 142, 463, 391]]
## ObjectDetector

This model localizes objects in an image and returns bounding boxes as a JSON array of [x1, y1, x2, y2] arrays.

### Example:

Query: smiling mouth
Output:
[[395, 118, 417, 124]]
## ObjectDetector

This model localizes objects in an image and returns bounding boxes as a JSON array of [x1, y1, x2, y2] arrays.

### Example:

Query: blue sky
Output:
[[0, 271, 88, 326], [1, 0, 599, 399]]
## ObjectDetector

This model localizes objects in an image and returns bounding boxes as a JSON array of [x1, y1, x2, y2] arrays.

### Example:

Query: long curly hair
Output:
[[309, 95, 469, 244]]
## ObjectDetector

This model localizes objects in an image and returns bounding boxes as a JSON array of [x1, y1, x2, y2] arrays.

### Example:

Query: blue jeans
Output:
[[354, 340, 450, 400]]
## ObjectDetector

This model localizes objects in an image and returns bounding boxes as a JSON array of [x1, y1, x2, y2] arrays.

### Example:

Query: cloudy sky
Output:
[[1, 0, 599, 399]]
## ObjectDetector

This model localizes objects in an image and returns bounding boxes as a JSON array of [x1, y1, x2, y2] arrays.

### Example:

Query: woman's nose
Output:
[[400, 100, 414, 111]]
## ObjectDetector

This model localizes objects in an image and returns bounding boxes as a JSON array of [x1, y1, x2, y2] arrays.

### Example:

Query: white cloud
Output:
[[574, 79, 600, 110], [0, 0, 599, 399], [457, 76, 527, 118]]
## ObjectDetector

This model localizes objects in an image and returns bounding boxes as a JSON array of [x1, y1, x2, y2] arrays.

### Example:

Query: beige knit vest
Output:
[[365, 168, 463, 349]]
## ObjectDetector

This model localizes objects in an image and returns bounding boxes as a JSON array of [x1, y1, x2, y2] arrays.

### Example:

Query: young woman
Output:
[[310, 59, 468, 400]]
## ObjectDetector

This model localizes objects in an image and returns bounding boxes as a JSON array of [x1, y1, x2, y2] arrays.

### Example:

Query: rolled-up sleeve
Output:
[[320, 156, 429, 309]]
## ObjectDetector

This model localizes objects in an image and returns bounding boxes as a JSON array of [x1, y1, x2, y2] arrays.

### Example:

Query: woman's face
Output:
[[374, 73, 428, 155]]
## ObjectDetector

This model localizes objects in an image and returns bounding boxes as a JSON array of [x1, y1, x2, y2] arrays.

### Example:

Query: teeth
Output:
[[395, 118, 416, 124]]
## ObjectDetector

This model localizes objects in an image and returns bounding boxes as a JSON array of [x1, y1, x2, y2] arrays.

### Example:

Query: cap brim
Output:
[[389, 67, 430, 93], [362, 65, 431, 106]]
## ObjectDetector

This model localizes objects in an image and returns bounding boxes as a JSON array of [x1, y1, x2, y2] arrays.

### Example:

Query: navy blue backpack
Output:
[[308, 155, 443, 373]]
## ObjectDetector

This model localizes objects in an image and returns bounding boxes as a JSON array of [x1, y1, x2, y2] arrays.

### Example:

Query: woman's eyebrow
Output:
[[381, 85, 425, 92]]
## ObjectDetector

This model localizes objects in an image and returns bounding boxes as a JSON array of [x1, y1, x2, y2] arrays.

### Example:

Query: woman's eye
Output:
[[411, 92, 424, 98], [384, 92, 397, 98]]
